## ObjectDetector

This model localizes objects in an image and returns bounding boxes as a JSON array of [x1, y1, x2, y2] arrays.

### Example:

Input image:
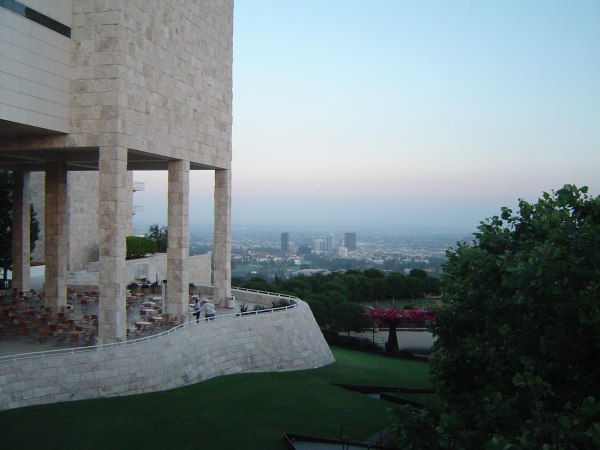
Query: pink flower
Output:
[[370, 308, 434, 327]]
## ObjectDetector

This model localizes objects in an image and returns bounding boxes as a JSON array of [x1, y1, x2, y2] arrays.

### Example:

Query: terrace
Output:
[[0, 286, 335, 410], [0, 286, 298, 358]]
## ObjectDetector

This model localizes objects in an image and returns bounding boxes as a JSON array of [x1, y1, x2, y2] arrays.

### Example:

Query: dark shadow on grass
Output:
[[333, 383, 435, 409], [284, 432, 399, 449]]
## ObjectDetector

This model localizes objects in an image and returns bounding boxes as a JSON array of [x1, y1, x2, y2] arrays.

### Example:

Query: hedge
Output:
[[126, 236, 156, 258]]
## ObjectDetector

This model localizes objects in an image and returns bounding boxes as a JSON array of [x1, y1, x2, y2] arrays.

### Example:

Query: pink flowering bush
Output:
[[368, 308, 434, 354], [370, 308, 434, 327]]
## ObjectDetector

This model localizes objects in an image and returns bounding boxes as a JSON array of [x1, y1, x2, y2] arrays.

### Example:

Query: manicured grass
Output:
[[0, 347, 432, 450]]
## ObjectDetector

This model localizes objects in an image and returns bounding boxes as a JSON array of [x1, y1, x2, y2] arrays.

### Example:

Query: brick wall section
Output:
[[0, 302, 335, 410]]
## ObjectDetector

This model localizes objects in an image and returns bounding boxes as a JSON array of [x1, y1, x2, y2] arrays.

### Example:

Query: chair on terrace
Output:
[[37, 328, 49, 343]]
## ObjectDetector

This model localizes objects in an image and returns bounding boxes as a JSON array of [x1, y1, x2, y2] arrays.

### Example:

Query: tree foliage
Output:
[[239, 269, 440, 332], [396, 185, 600, 449], [0, 171, 40, 281], [145, 224, 168, 253], [126, 236, 157, 259], [0, 172, 13, 278], [370, 308, 435, 354]]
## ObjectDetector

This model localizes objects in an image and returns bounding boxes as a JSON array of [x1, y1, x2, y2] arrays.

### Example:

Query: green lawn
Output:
[[0, 347, 432, 450]]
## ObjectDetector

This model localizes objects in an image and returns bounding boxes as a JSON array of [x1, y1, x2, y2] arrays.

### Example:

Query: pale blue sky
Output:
[[134, 0, 600, 232]]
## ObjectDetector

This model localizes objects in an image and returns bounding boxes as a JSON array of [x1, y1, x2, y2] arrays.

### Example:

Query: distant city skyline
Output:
[[134, 0, 600, 231]]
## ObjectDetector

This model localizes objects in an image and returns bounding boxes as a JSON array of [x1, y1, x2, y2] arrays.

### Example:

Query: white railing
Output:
[[0, 288, 300, 363], [232, 286, 299, 301]]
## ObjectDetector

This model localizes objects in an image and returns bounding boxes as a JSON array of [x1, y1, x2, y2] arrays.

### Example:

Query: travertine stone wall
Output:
[[28, 171, 135, 270], [166, 160, 190, 322], [117, 0, 233, 167], [44, 163, 68, 312], [83, 253, 211, 287], [0, 1, 72, 132], [187, 254, 211, 287], [1, 0, 233, 167], [97, 146, 128, 343], [67, 172, 99, 271], [0, 302, 335, 411], [65, 0, 234, 167], [213, 169, 232, 304], [11, 171, 31, 292]]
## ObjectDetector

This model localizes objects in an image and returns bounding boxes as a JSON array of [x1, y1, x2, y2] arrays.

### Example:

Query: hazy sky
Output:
[[134, 0, 600, 232]]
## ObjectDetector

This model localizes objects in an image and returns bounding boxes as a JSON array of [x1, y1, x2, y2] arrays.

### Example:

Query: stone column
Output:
[[213, 169, 231, 306], [11, 171, 30, 293], [98, 147, 128, 344], [166, 160, 189, 323], [45, 163, 68, 313]]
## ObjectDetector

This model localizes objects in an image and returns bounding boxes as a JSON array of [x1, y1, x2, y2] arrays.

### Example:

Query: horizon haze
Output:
[[134, 0, 600, 232]]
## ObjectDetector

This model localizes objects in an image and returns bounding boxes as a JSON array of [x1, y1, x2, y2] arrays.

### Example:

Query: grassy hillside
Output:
[[0, 347, 432, 450]]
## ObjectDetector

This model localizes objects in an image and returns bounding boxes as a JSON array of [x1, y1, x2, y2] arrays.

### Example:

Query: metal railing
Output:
[[0, 288, 300, 364], [230, 286, 299, 301]]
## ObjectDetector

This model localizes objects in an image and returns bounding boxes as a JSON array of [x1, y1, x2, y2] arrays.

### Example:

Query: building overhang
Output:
[[0, 148, 215, 171]]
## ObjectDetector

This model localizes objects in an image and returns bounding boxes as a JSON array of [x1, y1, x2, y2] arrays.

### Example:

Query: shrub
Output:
[[126, 236, 156, 258], [271, 298, 293, 308]]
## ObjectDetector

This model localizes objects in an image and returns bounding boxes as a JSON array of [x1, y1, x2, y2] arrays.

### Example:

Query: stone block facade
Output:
[[1, 0, 234, 341], [0, 0, 72, 133], [29, 170, 133, 271]]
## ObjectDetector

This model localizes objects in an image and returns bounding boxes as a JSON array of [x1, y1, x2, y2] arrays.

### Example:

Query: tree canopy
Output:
[[0, 171, 40, 282], [240, 268, 440, 333], [145, 224, 168, 253], [370, 308, 434, 354], [396, 185, 600, 449]]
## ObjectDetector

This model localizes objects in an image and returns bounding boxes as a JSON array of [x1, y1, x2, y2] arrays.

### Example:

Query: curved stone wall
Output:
[[0, 301, 334, 410]]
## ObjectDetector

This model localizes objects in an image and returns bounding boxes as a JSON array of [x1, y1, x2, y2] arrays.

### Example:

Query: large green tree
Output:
[[396, 185, 600, 449], [0, 171, 40, 284], [145, 223, 168, 253]]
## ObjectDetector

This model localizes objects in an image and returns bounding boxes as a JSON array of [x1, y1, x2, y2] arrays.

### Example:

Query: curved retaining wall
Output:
[[0, 301, 334, 410]]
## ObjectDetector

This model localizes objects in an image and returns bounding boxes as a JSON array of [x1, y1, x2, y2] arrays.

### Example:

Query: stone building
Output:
[[0, 0, 234, 343], [28, 171, 124, 271]]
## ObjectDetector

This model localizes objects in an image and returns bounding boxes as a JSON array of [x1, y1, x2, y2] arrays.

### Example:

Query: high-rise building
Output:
[[326, 234, 334, 252], [344, 232, 357, 251], [313, 239, 324, 253], [281, 232, 289, 252]]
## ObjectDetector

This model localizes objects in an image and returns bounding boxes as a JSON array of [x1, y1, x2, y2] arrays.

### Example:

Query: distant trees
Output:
[[239, 268, 440, 332], [396, 185, 600, 449], [297, 245, 311, 255], [126, 236, 157, 259], [145, 224, 168, 253], [125, 224, 168, 259], [369, 308, 434, 354]]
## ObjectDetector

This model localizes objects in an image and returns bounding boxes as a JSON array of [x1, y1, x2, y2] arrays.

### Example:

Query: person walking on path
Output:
[[201, 299, 215, 321], [193, 298, 201, 323]]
